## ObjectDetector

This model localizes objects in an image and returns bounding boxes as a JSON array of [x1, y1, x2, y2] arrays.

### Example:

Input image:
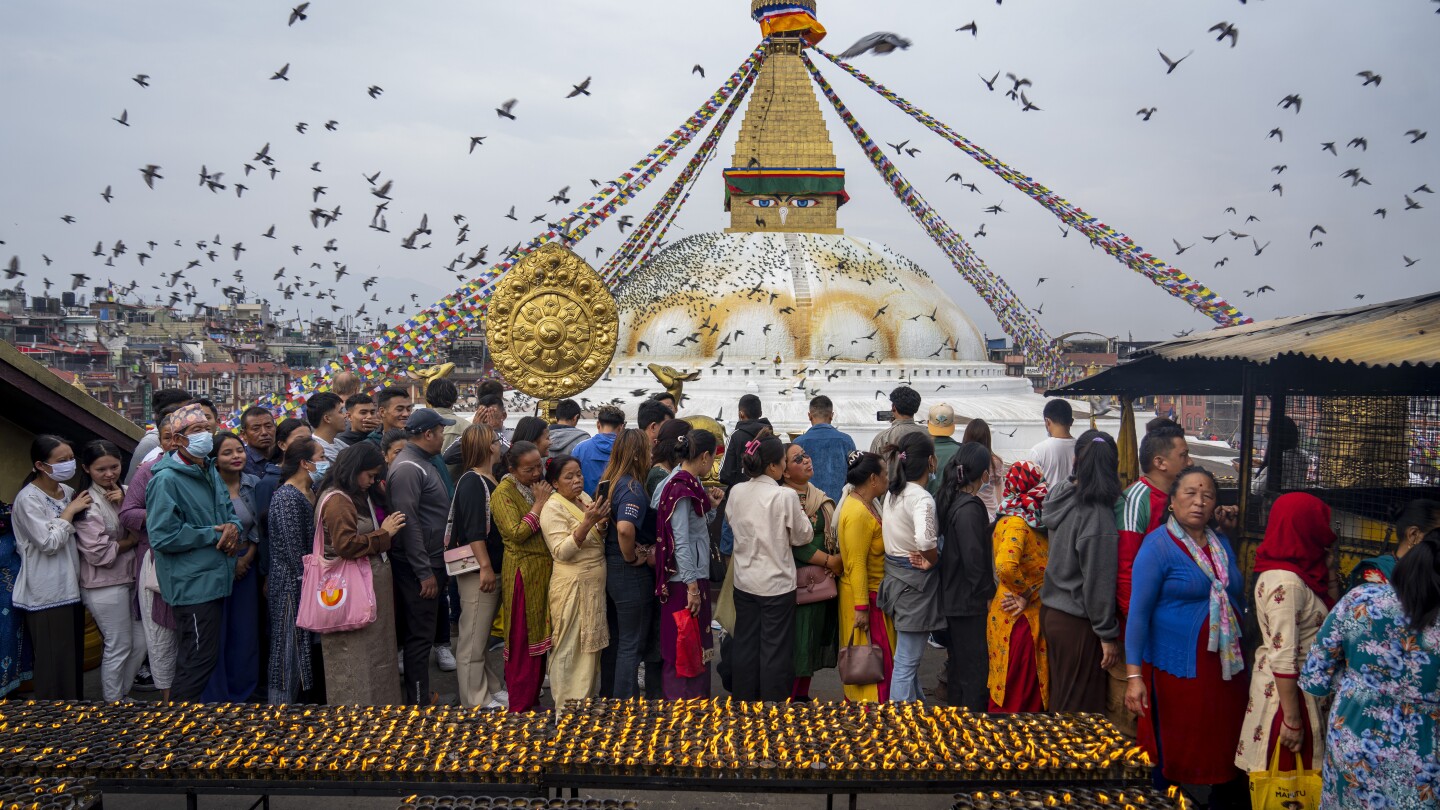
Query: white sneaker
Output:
[[436, 644, 457, 672], [398, 650, 405, 675], [482, 696, 506, 711], [926, 634, 945, 650], [492, 689, 509, 705]]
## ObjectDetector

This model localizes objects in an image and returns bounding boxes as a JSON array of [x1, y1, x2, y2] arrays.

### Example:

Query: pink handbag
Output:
[[296, 492, 377, 634], [795, 564, 838, 605]]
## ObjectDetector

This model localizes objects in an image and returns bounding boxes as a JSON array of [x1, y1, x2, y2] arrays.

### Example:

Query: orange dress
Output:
[[986, 515, 1050, 708]]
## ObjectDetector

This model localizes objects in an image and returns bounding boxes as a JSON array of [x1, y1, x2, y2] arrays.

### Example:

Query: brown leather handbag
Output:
[[838, 626, 885, 686], [795, 564, 838, 605]]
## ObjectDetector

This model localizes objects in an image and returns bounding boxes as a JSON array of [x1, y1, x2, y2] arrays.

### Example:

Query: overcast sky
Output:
[[2, 0, 1436, 346]]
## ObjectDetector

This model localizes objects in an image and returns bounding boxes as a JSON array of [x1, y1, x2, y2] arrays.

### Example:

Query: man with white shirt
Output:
[[1029, 399, 1076, 485], [305, 392, 349, 462]]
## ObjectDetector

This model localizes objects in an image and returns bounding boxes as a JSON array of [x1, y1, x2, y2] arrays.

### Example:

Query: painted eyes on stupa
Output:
[[746, 197, 819, 208]]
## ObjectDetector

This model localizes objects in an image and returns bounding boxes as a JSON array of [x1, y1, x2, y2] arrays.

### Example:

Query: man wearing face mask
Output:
[[145, 404, 243, 701]]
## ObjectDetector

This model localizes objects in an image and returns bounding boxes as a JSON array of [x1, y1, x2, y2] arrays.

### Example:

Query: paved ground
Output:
[[80, 623, 950, 708], [67, 630, 958, 809]]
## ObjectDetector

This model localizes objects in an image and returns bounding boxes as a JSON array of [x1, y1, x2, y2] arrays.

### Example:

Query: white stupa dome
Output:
[[572, 230, 1051, 457], [614, 232, 986, 364]]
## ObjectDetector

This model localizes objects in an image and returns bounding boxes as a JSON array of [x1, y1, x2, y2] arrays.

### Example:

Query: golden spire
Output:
[[726, 1, 845, 235]]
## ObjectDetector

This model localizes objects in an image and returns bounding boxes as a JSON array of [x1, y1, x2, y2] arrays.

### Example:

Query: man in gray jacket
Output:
[[547, 398, 589, 457], [388, 408, 454, 704]]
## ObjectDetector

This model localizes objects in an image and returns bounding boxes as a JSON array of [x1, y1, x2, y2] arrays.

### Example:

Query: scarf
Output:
[[652, 469, 708, 601], [1253, 492, 1336, 607], [1166, 516, 1244, 680], [86, 483, 123, 540], [796, 482, 838, 553], [996, 460, 1047, 530], [501, 473, 535, 505]]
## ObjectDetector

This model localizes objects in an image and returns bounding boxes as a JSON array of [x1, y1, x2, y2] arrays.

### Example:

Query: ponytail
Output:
[[739, 427, 784, 479], [678, 429, 716, 462], [1393, 529, 1440, 631], [1072, 429, 1121, 506], [885, 431, 935, 499], [22, 434, 71, 488]]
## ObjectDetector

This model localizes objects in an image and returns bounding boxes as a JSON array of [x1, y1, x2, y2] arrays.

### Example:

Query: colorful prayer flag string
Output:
[[602, 62, 756, 285], [811, 47, 1251, 329], [241, 45, 769, 423], [802, 51, 1063, 383]]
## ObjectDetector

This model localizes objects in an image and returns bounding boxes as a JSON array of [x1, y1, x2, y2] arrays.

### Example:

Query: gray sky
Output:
[[2, 0, 1436, 345]]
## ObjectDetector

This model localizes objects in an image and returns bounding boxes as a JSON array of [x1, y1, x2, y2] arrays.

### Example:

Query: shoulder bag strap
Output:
[[313, 490, 343, 557]]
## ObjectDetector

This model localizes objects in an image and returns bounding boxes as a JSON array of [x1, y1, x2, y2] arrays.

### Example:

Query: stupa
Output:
[[579, 0, 1050, 455]]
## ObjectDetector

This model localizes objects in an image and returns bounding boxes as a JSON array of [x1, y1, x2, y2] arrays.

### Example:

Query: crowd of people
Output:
[[2, 379, 1438, 810]]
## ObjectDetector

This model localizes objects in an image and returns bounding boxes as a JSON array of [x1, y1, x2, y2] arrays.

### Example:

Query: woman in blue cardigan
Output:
[[1124, 466, 1248, 805]]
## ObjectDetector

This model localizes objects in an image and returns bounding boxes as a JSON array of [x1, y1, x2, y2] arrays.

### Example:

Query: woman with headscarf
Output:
[[1234, 493, 1336, 777], [986, 460, 1050, 713]]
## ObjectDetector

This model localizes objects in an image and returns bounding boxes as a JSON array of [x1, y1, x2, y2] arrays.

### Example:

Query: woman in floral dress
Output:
[[1300, 527, 1440, 810]]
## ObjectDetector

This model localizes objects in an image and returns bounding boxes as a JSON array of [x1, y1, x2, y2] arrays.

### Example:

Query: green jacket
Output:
[[145, 453, 241, 607], [928, 435, 961, 498]]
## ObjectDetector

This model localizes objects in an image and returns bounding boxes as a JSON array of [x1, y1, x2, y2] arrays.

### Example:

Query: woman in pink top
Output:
[[74, 440, 148, 702]]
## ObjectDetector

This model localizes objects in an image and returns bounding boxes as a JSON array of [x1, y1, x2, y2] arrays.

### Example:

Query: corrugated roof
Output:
[[1133, 291, 1440, 369]]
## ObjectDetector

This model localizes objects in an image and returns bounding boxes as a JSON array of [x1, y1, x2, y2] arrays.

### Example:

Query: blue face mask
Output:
[[310, 460, 331, 483], [185, 431, 214, 458]]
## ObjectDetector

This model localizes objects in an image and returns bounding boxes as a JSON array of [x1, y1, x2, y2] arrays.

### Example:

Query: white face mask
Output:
[[46, 460, 77, 482]]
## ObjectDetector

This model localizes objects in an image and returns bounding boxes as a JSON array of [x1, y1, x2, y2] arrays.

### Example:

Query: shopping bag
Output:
[[837, 626, 885, 685], [714, 558, 736, 635], [673, 609, 704, 678], [296, 492, 377, 634], [1248, 743, 1321, 810]]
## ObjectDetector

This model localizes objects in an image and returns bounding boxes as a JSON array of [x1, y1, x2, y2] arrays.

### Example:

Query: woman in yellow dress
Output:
[[834, 451, 894, 702], [986, 460, 1050, 712], [538, 453, 610, 716]]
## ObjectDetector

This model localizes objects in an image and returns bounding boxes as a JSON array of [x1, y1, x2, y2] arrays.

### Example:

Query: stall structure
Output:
[[1048, 291, 1440, 574]]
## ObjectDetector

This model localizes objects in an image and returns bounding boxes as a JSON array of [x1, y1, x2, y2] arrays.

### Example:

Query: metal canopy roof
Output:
[[1048, 291, 1440, 397], [1130, 291, 1440, 368]]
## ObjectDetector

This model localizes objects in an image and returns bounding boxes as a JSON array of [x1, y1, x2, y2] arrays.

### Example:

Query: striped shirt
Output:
[[1115, 477, 1168, 616]]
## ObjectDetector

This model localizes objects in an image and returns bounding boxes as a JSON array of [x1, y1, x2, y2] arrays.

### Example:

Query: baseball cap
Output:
[[927, 403, 957, 437], [405, 408, 456, 434]]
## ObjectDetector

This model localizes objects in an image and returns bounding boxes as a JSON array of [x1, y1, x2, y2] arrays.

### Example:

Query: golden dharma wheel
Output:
[[487, 243, 619, 401]]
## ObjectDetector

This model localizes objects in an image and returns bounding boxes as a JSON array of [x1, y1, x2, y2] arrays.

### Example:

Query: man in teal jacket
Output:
[[146, 404, 242, 701]]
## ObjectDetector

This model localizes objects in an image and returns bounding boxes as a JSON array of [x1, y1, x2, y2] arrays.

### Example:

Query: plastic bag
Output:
[[673, 609, 703, 678], [1248, 742, 1321, 810]]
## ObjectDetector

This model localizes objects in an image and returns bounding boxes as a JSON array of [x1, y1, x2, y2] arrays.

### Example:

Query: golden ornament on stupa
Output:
[[486, 243, 619, 417]]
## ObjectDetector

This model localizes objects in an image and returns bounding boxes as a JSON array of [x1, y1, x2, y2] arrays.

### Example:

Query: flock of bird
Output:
[[2, 1, 1434, 345], [833, 7, 1431, 308], [1, 3, 703, 335]]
